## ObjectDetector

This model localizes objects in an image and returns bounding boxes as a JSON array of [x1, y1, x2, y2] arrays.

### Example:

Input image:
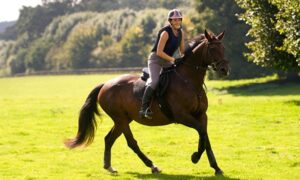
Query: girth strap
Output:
[[156, 67, 175, 120]]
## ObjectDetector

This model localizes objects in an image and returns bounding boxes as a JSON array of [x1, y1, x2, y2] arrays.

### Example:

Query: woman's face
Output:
[[170, 18, 182, 30]]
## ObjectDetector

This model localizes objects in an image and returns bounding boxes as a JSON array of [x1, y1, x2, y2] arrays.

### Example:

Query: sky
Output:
[[0, 0, 42, 22]]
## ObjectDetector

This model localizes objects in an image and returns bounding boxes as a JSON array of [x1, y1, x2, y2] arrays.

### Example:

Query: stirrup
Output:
[[140, 108, 153, 119]]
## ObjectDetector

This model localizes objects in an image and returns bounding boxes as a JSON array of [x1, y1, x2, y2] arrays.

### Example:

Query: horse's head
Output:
[[187, 30, 230, 77]]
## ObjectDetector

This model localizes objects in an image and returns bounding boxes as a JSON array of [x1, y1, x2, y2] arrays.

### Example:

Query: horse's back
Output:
[[102, 74, 139, 88], [98, 74, 139, 103], [98, 74, 140, 118], [97, 73, 173, 126]]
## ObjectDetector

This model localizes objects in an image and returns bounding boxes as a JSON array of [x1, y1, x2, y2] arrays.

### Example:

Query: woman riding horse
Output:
[[140, 9, 185, 119], [65, 28, 229, 175]]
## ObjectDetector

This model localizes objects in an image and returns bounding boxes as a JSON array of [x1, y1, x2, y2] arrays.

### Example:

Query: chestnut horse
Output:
[[65, 30, 229, 175]]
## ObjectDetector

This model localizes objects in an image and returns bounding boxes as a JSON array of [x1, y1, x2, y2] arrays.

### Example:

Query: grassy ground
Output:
[[0, 74, 299, 180]]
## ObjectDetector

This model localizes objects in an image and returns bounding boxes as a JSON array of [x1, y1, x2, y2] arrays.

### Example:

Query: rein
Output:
[[181, 61, 208, 71], [173, 68, 205, 116], [172, 38, 216, 99], [174, 42, 208, 99], [171, 37, 225, 100], [174, 69, 205, 98], [180, 39, 209, 72]]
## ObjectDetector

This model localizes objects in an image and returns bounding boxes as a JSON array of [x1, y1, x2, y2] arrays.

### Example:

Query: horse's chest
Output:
[[190, 93, 208, 114], [199, 96, 208, 110]]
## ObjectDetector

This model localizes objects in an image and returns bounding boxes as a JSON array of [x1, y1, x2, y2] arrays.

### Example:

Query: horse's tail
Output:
[[64, 84, 103, 149]]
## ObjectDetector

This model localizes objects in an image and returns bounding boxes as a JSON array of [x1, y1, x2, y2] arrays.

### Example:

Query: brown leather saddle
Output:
[[133, 66, 176, 119]]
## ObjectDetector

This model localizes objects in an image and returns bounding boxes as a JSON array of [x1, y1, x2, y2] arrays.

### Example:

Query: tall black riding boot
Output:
[[139, 86, 155, 119]]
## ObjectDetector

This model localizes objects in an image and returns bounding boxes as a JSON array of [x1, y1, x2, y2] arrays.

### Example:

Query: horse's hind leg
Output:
[[205, 134, 223, 175], [103, 125, 122, 173], [122, 124, 161, 173]]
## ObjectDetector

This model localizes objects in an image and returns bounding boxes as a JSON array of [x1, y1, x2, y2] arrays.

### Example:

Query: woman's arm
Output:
[[156, 31, 175, 62], [179, 30, 185, 56]]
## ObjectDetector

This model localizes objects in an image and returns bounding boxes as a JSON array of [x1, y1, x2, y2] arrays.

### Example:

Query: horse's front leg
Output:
[[206, 135, 223, 175], [177, 112, 223, 175], [176, 113, 207, 164], [196, 113, 223, 175], [191, 130, 207, 164]]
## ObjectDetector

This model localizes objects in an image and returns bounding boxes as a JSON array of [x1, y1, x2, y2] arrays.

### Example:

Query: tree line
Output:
[[236, 0, 299, 79], [0, 0, 299, 79]]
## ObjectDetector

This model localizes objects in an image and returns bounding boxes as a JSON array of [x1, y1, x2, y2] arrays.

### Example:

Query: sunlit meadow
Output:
[[0, 74, 299, 179]]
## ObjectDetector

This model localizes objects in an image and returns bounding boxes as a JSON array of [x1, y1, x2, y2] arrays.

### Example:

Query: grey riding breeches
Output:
[[146, 52, 173, 89]]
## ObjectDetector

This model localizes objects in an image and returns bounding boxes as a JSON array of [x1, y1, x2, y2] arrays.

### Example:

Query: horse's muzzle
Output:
[[220, 67, 230, 76], [216, 60, 230, 77]]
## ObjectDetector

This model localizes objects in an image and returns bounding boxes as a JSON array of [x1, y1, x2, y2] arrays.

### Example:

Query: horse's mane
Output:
[[183, 32, 221, 59], [182, 34, 206, 60]]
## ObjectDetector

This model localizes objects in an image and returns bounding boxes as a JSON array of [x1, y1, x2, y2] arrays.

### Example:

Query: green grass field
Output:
[[0, 74, 299, 180]]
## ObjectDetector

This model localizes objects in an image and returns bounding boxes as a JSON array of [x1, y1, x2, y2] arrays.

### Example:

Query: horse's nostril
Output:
[[220, 68, 229, 76]]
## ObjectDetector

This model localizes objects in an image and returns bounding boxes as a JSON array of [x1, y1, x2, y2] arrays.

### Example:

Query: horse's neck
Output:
[[176, 62, 206, 89], [175, 40, 208, 89]]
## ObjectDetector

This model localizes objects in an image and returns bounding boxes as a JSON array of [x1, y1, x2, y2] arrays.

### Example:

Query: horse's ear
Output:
[[204, 29, 212, 42], [216, 31, 225, 40]]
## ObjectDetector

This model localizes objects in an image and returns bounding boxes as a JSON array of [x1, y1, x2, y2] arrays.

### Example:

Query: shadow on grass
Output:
[[215, 79, 300, 96], [126, 172, 240, 180], [285, 100, 300, 106]]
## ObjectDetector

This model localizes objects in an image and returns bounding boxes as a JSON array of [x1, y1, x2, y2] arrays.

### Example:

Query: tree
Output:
[[91, 42, 122, 68], [8, 48, 26, 74], [236, 0, 300, 79], [271, 0, 300, 67], [25, 38, 52, 71], [41, 0, 79, 6], [16, 1, 72, 40], [66, 24, 98, 69], [194, 0, 272, 79], [140, 15, 156, 43], [159, 0, 189, 9], [0, 7, 192, 75], [120, 26, 148, 67], [76, 0, 193, 12], [76, 0, 120, 12]]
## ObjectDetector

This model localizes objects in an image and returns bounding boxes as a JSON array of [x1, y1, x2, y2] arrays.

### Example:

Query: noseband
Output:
[[182, 61, 208, 71]]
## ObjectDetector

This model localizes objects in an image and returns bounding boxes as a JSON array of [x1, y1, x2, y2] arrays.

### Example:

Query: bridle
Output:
[[207, 41, 228, 71], [182, 61, 208, 71], [179, 40, 227, 72], [172, 39, 227, 96]]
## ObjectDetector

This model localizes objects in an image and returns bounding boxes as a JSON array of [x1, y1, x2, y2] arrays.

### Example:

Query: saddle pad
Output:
[[133, 78, 147, 100], [133, 69, 175, 120]]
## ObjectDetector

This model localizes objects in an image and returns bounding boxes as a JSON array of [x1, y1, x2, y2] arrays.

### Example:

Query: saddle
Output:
[[133, 66, 175, 119]]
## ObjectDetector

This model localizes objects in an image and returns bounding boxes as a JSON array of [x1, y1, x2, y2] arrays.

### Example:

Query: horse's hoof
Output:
[[151, 166, 162, 174], [105, 166, 118, 175], [191, 152, 200, 164], [215, 169, 224, 176]]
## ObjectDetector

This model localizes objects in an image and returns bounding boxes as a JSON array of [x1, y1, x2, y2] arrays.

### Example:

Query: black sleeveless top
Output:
[[151, 25, 182, 56]]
